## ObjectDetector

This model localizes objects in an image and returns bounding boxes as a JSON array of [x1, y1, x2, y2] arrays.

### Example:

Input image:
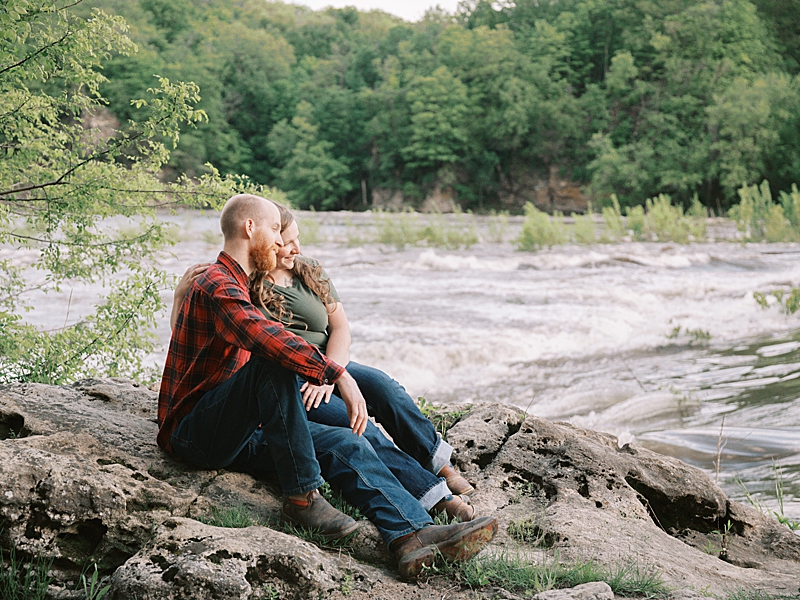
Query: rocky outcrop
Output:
[[1, 379, 799, 599]]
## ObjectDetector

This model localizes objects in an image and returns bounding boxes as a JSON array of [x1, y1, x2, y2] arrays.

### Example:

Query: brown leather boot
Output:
[[390, 515, 498, 579], [282, 490, 361, 541], [432, 494, 475, 522], [438, 464, 475, 496]]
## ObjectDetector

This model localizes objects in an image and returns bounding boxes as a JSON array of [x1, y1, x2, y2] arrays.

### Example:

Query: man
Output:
[[158, 194, 497, 578]]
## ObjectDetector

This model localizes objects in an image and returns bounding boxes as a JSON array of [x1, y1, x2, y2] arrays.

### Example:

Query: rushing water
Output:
[[12, 209, 800, 520]]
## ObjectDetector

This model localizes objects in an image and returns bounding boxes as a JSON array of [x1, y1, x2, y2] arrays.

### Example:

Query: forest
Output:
[[71, 0, 800, 214]]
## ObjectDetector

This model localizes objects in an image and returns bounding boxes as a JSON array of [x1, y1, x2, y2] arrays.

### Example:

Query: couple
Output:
[[157, 194, 497, 579]]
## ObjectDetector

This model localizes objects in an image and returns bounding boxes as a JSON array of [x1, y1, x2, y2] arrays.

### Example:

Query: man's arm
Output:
[[209, 280, 368, 435]]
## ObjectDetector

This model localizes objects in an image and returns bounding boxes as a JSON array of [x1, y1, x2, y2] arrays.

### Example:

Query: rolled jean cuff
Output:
[[280, 476, 326, 497], [425, 437, 453, 476], [417, 479, 451, 511]]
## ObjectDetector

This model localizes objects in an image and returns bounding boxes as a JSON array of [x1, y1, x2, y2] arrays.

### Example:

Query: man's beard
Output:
[[250, 234, 278, 273]]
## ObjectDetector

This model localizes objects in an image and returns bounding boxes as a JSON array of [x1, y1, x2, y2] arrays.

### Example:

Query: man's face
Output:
[[249, 202, 282, 272]]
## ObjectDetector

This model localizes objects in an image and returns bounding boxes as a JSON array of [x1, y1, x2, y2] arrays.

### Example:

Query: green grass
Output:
[[417, 397, 471, 437], [370, 209, 478, 249], [426, 550, 669, 597], [735, 464, 800, 531], [725, 589, 800, 600], [754, 288, 800, 315], [197, 493, 363, 551], [0, 546, 52, 600], [198, 504, 268, 528], [516, 203, 568, 250]]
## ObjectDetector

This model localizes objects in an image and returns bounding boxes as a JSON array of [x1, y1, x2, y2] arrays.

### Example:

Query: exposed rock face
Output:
[[1, 380, 798, 599]]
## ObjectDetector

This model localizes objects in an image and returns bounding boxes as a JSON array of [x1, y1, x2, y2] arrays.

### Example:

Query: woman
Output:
[[173, 205, 474, 521]]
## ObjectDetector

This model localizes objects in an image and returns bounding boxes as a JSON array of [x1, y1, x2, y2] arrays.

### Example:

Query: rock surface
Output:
[[1, 379, 799, 599]]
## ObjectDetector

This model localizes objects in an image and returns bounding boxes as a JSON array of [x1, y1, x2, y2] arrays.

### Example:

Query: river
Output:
[[14, 209, 800, 521]]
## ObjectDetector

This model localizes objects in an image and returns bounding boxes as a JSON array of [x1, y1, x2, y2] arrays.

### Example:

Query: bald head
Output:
[[219, 194, 279, 241]]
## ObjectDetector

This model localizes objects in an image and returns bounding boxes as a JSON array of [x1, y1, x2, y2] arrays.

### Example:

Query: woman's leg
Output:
[[306, 387, 450, 511], [345, 362, 453, 475]]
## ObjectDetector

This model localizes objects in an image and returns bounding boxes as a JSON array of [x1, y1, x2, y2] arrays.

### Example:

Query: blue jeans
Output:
[[346, 362, 453, 474], [306, 391, 450, 510], [170, 354, 323, 496], [171, 356, 433, 545]]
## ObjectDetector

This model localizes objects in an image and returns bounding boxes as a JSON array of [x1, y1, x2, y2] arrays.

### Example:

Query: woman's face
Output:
[[276, 220, 301, 270]]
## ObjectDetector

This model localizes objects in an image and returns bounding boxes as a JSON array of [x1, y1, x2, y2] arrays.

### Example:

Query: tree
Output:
[[267, 101, 354, 209], [0, 0, 253, 383]]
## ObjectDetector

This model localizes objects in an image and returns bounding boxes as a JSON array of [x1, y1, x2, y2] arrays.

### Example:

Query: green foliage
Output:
[[601, 195, 626, 242], [754, 288, 800, 314], [319, 482, 363, 521], [736, 465, 800, 531], [625, 206, 646, 241], [429, 550, 668, 597], [417, 397, 471, 437], [0, 545, 52, 600], [486, 210, 509, 243], [571, 209, 597, 244], [0, 1, 268, 384], [198, 498, 362, 550], [80, 564, 111, 600], [66, 0, 800, 212], [370, 210, 478, 249], [507, 517, 547, 546], [198, 504, 267, 529], [731, 181, 777, 241], [516, 203, 568, 251]]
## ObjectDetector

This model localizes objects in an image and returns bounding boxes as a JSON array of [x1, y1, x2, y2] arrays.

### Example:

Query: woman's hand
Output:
[[170, 262, 211, 331], [176, 263, 211, 299], [300, 381, 335, 410]]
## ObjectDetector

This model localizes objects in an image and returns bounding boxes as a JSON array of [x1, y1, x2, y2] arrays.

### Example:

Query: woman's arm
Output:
[[170, 263, 211, 331], [325, 302, 351, 367], [300, 301, 351, 410]]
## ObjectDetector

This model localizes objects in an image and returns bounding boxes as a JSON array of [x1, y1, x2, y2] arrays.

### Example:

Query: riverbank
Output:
[[8, 209, 800, 520], [1, 379, 798, 598]]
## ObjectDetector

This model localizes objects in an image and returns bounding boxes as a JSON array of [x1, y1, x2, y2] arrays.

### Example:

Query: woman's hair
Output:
[[249, 202, 336, 324]]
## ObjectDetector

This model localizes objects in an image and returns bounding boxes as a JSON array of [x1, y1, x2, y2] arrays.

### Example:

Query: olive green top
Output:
[[258, 262, 340, 352]]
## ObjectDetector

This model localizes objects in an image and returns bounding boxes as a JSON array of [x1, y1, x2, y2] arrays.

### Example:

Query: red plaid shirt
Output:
[[157, 251, 344, 452]]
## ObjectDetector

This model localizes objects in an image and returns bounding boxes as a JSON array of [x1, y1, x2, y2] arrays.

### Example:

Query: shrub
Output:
[[625, 205, 646, 240], [517, 203, 568, 251], [601, 195, 626, 241], [572, 208, 597, 244]]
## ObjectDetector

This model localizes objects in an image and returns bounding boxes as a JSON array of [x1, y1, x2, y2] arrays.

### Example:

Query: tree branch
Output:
[[5, 225, 159, 247], [0, 111, 176, 198], [0, 30, 72, 77]]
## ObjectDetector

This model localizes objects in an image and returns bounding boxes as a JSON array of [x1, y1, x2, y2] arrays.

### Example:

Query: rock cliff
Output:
[[0, 380, 798, 599]]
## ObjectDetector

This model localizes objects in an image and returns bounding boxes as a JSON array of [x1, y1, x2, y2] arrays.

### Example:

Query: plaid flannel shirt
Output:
[[157, 251, 344, 452]]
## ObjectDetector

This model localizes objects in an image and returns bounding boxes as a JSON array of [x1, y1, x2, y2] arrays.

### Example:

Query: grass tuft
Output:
[[197, 495, 362, 551], [0, 546, 52, 600], [417, 397, 471, 437], [426, 549, 669, 597]]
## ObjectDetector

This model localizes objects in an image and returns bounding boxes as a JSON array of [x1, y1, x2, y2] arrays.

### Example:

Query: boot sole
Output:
[[398, 518, 498, 579], [435, 517, 498, 562], [281, 513, 362, 541]]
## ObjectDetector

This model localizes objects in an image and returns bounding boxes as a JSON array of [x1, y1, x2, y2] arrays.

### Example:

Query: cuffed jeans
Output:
[[170, 355, 433, 546], [345, 362, 453, 475]]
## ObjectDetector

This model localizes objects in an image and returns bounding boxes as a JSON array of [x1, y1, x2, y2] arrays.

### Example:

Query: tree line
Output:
[[60, 0, 800, 213]]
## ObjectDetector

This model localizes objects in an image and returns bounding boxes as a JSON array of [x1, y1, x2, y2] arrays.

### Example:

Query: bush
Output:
[[572, 209, 597, 244], [601, 195, 626, 241], [625, 205, 646, 240], [516, 203, 568, 251]]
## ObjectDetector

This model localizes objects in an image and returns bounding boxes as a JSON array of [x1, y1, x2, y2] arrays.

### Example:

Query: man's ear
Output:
[[243, 218, 255, 240]]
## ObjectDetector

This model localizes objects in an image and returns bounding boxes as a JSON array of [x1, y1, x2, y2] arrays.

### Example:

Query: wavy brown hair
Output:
[[249, 202, 336, 324]]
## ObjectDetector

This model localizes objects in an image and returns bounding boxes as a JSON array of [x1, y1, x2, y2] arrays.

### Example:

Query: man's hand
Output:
[[300, 381, 334, 410], [334, 371, 368, 436]]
